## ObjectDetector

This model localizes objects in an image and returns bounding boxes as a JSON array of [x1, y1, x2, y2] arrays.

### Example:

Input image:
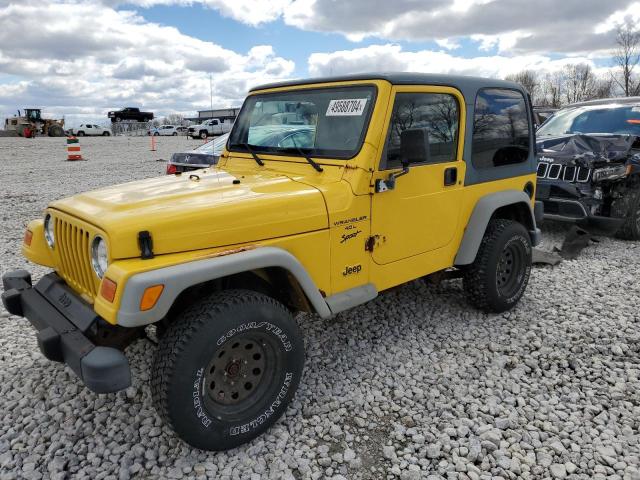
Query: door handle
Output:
[[444, 167, 457, 186]]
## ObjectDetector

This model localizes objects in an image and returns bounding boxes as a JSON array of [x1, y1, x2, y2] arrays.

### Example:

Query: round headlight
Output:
[[44, 214, 55, 248], [91, 236, 109, 278]]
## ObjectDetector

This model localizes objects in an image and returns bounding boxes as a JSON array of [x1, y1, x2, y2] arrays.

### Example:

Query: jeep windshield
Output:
[[228, 86, 376, 159], [537, 104, 640, 137]]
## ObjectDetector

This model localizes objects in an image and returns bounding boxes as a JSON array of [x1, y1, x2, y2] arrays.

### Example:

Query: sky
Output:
[[0, 0, 638, 126]]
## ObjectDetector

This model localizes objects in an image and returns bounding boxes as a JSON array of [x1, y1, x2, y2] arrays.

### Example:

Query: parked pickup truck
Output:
[[3, 72, 541, 452], [188, 118, 233, 139], [108, 107, 154, 123]]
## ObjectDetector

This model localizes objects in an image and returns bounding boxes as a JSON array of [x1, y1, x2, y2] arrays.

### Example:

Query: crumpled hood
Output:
[[537, 134, 637, 167], [49, 169, 328, 259]]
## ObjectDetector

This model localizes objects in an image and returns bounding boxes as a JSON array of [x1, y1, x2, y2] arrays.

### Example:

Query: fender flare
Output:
[[454, 190, 538, 266], [116, 247, 332, 327]]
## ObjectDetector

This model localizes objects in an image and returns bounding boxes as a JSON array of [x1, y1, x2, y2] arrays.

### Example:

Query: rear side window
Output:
[[472, 88, 530, 168], [383, 92, 459, 169]]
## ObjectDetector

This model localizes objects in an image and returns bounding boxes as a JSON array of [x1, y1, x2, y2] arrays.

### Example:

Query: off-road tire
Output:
[[48, 124, 65, 137], [463, 219, 532, 313], [613, 191, 640, 240], [151, 289, 304, 451]]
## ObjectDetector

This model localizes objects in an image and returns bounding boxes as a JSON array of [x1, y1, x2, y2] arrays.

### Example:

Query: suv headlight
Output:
[[91, 236, 108, 278], [592, 165, 628, 182], [44, 214, 55, 248]]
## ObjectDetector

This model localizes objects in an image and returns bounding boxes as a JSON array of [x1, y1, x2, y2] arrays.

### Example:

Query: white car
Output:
[[151, 125, 180, 136], [69, 124, 111, 136]]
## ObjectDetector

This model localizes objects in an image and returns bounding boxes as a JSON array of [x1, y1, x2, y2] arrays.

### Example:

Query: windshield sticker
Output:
[[326, 99, 368, 116]]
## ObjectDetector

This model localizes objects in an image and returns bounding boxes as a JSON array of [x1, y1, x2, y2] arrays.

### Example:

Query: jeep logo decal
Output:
[[342, 264, 362, 276]]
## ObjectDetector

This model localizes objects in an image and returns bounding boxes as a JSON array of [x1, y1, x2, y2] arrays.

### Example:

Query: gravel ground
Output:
[[0, 136, 639, 480]]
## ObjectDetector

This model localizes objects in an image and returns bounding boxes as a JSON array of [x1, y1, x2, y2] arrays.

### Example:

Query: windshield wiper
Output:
[[233, 142, 264, 166], [288, 137, 323, 172]]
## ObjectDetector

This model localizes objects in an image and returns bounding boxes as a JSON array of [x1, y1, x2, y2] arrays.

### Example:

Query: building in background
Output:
[[188, 107, 241, 123]]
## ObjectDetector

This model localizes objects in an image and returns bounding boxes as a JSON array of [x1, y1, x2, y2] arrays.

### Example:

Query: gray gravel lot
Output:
[[0, 136, 639, 480]]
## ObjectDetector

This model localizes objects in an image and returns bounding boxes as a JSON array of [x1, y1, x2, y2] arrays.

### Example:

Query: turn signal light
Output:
[[140, 284, 164, 311], [166, 164, 177, 175], [100, 278, 117, 303], [24, 230, 33, 246]]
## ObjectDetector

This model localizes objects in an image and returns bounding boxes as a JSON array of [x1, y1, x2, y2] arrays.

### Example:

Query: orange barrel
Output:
[[67, 136, 83, 161]]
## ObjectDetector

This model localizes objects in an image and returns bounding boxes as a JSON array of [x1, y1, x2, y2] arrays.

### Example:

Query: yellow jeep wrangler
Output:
[[2, 73, 542, 451]]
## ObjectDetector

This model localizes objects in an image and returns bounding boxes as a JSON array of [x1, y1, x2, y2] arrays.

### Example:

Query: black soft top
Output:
[[250, 72, 523, 97]]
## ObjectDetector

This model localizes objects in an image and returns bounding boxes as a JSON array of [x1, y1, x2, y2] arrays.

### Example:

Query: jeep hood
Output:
[[537, 134, 638, 167], [49, 169, 328, 259]]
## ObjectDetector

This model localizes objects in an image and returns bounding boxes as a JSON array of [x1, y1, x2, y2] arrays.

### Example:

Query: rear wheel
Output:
[[151, 289, 304, 451], [102, 131, 111, 136], [463, 219, 532, 313], [613, 190, 640, 240]]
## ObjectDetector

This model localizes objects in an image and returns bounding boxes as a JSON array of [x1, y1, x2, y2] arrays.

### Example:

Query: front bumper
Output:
[[1, 270, 131, 393], [536, 181, 625, 232]]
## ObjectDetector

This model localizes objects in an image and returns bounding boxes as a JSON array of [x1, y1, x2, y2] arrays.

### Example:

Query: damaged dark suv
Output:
[[535, 97, 640, 239]]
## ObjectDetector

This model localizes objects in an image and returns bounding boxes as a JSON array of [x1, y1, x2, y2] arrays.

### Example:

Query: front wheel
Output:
[[172, 132, 177, 136], [199, 131, 208, 139], [463, 219, 532, 313], [77, 131, 85, 136], [613, 190, 640, 240], [151, 289, 304, 451]]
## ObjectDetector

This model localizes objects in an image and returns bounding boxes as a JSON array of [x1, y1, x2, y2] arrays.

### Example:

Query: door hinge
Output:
[[365, 235, 377, 252]]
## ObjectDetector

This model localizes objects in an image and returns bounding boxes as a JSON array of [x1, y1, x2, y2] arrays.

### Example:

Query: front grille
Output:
[[54, 217, 98, 299], [537, 161, 591, 183]]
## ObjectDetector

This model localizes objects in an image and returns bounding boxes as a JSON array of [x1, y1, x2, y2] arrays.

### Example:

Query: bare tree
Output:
[[505, 70, 543, 104], [563, 63, 600, 104], [541, 71, 565, 108], [613, 23, 640, 97], [593, 76, 615, 100], [163, 113, 186, 125]]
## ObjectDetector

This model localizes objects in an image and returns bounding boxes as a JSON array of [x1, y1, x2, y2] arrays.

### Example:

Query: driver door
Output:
[[371, 86, 466, 265]]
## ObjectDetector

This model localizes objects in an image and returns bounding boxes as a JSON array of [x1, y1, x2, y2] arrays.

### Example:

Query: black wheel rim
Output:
[[203, 333, 277, 417], [496, 242, 526, 298]]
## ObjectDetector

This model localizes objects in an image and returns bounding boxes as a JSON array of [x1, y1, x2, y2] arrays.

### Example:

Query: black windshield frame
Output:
[[227, 84, 378, 161]]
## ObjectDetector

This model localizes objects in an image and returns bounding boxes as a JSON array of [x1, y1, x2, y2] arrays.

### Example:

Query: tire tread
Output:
[[150, 289, 292, 433]]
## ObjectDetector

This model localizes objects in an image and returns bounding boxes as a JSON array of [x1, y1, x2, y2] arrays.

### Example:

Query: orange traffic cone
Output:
[[67, 136, 83, 161]]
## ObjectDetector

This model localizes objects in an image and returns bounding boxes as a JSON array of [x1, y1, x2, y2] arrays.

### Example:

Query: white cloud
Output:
[[595, 1, 640, 34], [308, 43, 613, 79], [0, 1, 295, 125], [109, 0, 636, 57], [435, 39, 461, 51], [113, 0, 293, 26]]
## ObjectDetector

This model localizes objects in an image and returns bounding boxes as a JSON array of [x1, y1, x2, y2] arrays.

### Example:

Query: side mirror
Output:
[[375, 128, 430, 193], [400, 128, 431, 166]]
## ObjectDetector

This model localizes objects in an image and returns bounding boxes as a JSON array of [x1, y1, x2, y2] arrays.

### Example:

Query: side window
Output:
[[384, 92, 459, 169], [472, 88, 530, 168]]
